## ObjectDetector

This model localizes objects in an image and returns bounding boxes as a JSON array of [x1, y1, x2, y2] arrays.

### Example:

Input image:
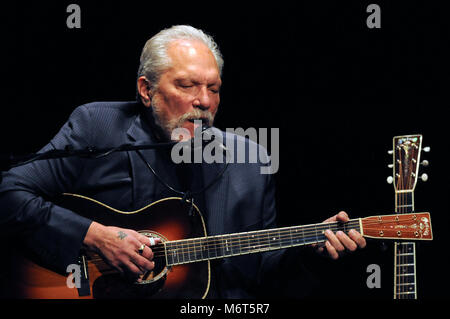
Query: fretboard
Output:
[[394, 191, 417, 299], [164, 219, 361, 266]]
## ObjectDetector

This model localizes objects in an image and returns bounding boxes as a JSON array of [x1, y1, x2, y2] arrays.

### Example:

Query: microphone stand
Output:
[[0, 124, 228, 220], [0, 124, 223, 184], [0, 141, 177, 184]]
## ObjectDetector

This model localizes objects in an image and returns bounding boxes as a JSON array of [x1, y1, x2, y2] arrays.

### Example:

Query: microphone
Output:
[[200, 123, 228, 153]]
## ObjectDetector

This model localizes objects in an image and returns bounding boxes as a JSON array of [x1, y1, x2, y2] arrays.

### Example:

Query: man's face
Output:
[[150, 39, 222, 140]]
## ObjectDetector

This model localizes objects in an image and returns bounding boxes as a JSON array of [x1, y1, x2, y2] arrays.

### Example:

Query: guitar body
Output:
[[10, 195, 211, 299]]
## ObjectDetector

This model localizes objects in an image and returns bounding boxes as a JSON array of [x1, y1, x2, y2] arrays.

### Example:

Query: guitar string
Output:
[[397, 146, 405, 296], [147, 220, 362, 257], [395, 147, 416, 298], [88, 217, 423, 276], [87, 220, 362, 264], [134, 215, 421, 257], [148, 214, 422, 253], [399, 152, 406, 296], [150, 219, 363, 253], [88, 214, 423, 266], [87, 215, 423, 266], [149, 213, 422, 253], [404, 165, 415, 297], [146, 217, 422, 259]]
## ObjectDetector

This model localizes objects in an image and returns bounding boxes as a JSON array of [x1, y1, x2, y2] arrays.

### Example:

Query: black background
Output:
[[2, 0, 449, 303]]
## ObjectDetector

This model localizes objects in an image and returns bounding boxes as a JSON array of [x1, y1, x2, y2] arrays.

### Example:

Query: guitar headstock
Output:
[[361, 212, 433, 240], [389, 134, 428, 192]]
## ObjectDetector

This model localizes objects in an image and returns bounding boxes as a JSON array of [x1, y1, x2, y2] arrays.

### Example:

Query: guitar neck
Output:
[[394, 190, 417, 299], [165, 219, 362, 266]]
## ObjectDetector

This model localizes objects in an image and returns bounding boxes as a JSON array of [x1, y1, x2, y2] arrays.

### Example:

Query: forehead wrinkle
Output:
[[167, 39, 219, 70]]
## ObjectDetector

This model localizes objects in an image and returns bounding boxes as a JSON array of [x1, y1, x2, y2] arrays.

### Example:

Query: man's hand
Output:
[[315, 211, 366, 260], [83, 221, 160, 280]]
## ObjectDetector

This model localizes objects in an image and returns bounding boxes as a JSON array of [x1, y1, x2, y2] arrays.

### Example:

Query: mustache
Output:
[[175, 109, 215, 127]]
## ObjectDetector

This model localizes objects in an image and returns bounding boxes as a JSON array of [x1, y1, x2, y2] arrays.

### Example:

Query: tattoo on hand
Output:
[[117, 231, 128, 240]]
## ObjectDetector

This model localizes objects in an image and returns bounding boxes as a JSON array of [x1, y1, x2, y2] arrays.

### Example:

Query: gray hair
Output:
[[137, 25, 224, 91]]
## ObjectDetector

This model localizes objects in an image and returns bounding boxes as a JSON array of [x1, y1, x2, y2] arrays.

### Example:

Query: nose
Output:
[[193, 86, 211, 111]]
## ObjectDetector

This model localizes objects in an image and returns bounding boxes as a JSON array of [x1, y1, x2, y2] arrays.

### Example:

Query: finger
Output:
[[335, 211, 349, 222], [148, 237, 161, 246], [140, 245, 154, 260], [136, 234, 161, 247], [325, 240, 339, 260], [312, 242, 324, 254], [323, 211, 348, 223], [136, 233, 152, 245], [348, 229, 367, 249], [122, 259, 145, 277], [335, 231, 357, 252], [323, 215, 337, 223], [325, 229, 345, 253], [132, 253, 155, 272]]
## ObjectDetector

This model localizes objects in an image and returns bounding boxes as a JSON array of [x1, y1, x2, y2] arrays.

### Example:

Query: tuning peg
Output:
[[421, 160, 429, 167], [388, 164, 394, 168], [420, 173, 428, 182], [387, 176, 393, 184], [387, 150, 394, 155], [422, 146, 431, 152]]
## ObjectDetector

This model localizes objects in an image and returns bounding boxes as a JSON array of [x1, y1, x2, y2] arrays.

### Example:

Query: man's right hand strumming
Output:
[[83, 221, 160, 280]]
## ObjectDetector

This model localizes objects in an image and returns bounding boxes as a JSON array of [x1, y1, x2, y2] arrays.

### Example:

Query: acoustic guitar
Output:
[[387, 134, 429, 299], [10, 193, 433, 299]]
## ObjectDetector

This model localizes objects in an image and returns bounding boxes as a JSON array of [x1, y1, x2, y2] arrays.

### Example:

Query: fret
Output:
[[239, 232, 251, 254], [184, 239, 192, 263], [396, 255, 415, 263], [263, 230, 270, 250], [303, 225, 320, 245], [301, 226, 306, 246], [289, 227, 294, 247], [241, 233, 259, 254], [222, 235, 232, 256], [190, 239, 195, 262], [232, 234, 241, 255], [268, 229, 282, 249], [397, 289, 416, 295], [397, 253, 414, 256], [202, 237, 209, 260], [396, 291, 416, 295], [396, 273, 415, 277], [396, 282, 415, 286], [290, 227, 304, 245], [177, 241, 185, 264], [253, 232, 262, 251], [280, 228, 293, 248], [314, 224, 319, 244], [208, 237, 218, 259], [396, 242, 413, 246], [395, 192, 414, 214], [170, 242, 181, 265], [237, 233, 243, 255], [165, 242, 173, 265], [194, 238, 203, 261]]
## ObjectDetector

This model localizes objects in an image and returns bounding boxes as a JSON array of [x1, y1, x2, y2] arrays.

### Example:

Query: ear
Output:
[[137, 76, 153, 108]]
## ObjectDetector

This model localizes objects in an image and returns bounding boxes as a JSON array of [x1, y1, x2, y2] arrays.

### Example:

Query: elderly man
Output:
[[0, 25, 365, 298]]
